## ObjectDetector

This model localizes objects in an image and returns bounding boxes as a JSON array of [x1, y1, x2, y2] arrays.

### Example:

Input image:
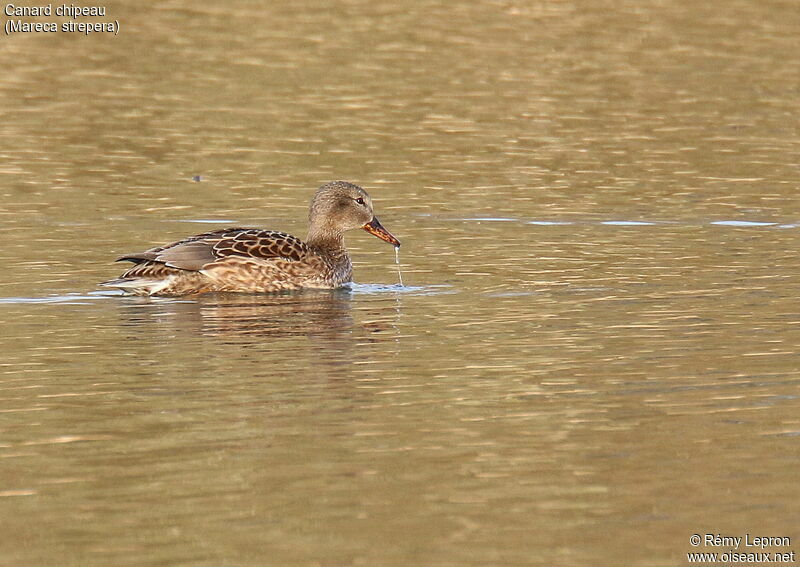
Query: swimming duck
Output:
[[101, 181, 400, 296]]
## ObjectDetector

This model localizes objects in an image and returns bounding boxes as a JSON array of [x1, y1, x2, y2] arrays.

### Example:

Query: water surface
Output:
[[1, 1, 800, 566]]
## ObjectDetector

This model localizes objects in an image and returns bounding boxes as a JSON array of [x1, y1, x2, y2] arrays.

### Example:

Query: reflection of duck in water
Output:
[[118, 291, 399, 351], [101, 181, 400, 296], [121, 290, 356, 338]]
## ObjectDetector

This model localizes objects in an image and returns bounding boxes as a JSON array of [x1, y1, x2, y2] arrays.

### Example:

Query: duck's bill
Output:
[[363, 217, 401, 247]]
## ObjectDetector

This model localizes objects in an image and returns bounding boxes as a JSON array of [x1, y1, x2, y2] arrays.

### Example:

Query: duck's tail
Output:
[[99, 276, 176, 296]]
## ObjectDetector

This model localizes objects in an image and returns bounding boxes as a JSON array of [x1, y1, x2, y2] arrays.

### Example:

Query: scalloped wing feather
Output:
[[117, 228, 310, 270], [105, 228, 340, 295]]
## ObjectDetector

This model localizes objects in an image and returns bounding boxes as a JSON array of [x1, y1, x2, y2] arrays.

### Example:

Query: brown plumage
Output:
[[101, 181, 400, 296]]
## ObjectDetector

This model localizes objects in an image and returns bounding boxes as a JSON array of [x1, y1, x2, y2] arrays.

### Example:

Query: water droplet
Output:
[[394, 246, 404, 287]]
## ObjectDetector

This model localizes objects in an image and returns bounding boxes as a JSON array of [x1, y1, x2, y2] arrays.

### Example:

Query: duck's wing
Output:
[[117, 228, 311, 271]]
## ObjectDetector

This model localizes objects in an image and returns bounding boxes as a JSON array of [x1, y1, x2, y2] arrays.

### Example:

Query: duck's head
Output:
[[308, 181, 400, 247]]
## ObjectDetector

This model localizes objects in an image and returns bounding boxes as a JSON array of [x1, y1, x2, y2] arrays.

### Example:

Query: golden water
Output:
[[1, 1, 799, 566]]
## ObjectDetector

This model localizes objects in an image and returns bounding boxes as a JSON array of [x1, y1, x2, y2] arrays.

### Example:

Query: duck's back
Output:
[[102, 228, 349, 296]]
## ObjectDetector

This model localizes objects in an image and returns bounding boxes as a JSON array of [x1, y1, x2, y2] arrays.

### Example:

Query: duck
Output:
[[100, 181, 400, 296]]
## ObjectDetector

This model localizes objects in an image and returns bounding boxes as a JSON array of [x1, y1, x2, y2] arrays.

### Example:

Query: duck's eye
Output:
[[355, 197, 365, 205]]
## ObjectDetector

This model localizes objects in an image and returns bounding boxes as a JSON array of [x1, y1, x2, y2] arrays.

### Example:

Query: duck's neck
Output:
[[307, 228, 352, 283], [307, 227, 346, 257]]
